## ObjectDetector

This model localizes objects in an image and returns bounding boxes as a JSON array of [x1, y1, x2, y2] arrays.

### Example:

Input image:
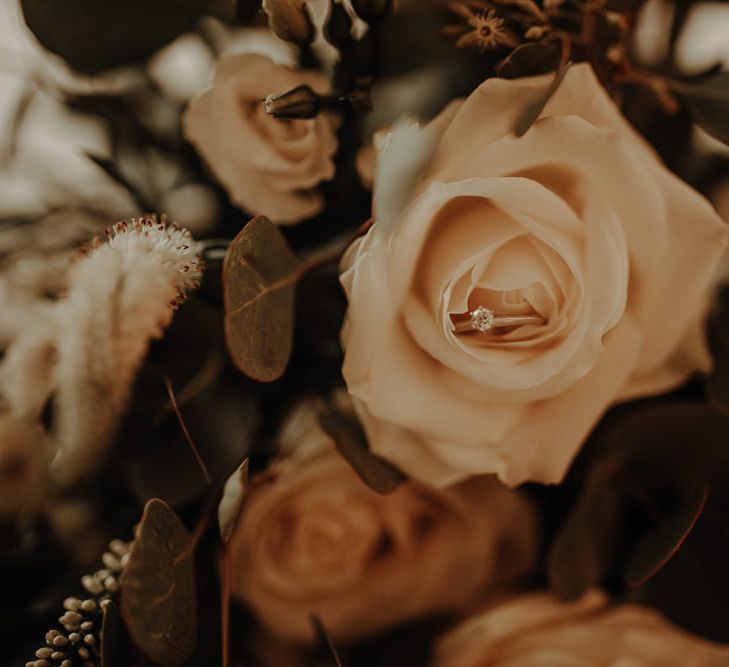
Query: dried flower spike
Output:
[[26, 540, 132, 667], [101, 215, 203, 309], [52, 216, 203, 486]]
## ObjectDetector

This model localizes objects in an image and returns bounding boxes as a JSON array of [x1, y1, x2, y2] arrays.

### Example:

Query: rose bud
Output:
[[262, 0, 315, 45], [264, 84, 324, 119]]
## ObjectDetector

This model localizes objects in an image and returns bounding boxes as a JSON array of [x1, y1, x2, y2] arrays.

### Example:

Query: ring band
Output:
[[453, 306, 546, 334]]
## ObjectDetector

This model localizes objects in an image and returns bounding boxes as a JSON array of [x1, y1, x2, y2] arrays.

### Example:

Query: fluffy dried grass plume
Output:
[[52, 216, 203, 485]]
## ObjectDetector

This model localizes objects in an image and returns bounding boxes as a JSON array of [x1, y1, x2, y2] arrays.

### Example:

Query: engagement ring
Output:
[[453, 305, 546, 334]]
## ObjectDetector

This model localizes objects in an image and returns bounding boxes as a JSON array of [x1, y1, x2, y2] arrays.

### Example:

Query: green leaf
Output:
[[120, 499, 197, 666], [675, 71, 729, 145], [625, 481, 709, 588], [514, 62, 572, 137], [317, 408, 405, 494], [20, 0, 236, 74], [223, 216, 301, 382]]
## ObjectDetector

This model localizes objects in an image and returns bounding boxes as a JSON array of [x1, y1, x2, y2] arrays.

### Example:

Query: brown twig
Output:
[[220, 547, 232, 667], [164, 377, 212, 485]]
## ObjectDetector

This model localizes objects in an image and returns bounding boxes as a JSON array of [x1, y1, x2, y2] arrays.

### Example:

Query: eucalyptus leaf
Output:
[[547, 462, 620, 600], [625, 481, 709, 588], [20, 0, 236, 74], [223, 216, 301, 382], [120, 499, 197, 666], [514, 62, 571, 137], [549, 401, 729, 603], [317, 408, 405, 494], [628, 471, 729, 644]]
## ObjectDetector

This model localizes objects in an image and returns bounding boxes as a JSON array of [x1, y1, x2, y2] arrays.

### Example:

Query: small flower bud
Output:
[[264, 85, 323, 119], [81, 575, 103, 595], [104, 576, 119, 592], [102, 552, 122, 571], [62, 597, 81, 611], [81, 599, 97, 612], [262, 0, 315, 45], [109, 539, 129, 556]]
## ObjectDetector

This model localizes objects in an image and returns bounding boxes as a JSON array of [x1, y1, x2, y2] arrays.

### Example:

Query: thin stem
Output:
[[165, 377, 212, 485]]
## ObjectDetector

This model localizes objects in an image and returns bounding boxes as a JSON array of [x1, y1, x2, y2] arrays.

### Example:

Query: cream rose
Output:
[[228, 404, 537, 643], [183, 53, 338, 224], [340, 64, 728, 487], [432, 590, 729, 666]]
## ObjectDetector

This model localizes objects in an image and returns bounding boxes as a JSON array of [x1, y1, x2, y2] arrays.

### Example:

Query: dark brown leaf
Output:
[[514, 62, 572, 137], [120, 499, 197, 666], [675, 71, 729, 145], [625, 481, 710, 588], [223, 216, 301, 382], [549, 401, 729, 603], [547, 460, 621, 600], [628, 470, 729, 643], [20, 0, 236, 74], [317, 408, 405, 494]]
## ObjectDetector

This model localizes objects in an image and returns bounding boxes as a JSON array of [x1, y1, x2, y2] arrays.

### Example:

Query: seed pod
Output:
[[262, 0, 315, 45]]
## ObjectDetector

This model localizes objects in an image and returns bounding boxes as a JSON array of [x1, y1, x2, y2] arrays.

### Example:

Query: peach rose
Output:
[[340, 64, 728, 487], [183, 53, 337, 224], [228, 404, 537, 643], [432, 590, 729, 666]]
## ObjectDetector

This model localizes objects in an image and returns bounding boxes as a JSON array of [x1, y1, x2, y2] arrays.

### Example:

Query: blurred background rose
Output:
[[228, 401, 538, 645], [432, 590, 729, 666]]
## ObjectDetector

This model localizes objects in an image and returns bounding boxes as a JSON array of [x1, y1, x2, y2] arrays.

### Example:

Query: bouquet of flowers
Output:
[[3, 0, 729, 665]]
